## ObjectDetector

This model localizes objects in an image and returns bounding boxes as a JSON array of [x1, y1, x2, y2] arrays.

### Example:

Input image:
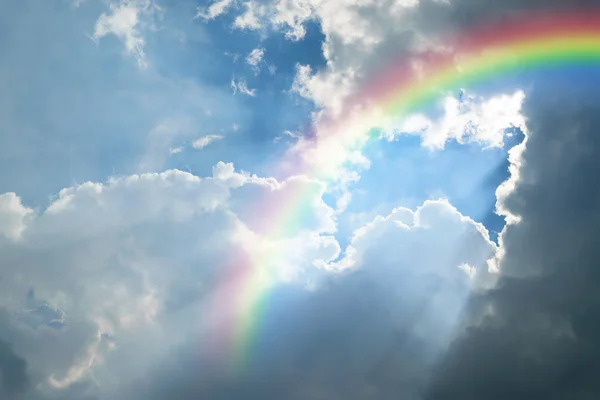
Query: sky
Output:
[[2, 0, 600, 399]]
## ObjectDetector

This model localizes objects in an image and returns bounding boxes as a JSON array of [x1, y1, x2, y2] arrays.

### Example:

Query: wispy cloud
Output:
[[192, 134, 224, 150], [231, 78, 257, 96], [246, 47, 265, 69], [92, 0, 160, 68], [195, 0, 235, 20]]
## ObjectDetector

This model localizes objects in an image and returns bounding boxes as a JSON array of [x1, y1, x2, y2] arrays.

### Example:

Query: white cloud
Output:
[[0, 192, 33, 241], [192, 134, 224, 150], [93, 1, 159, 68], [200, 0, 538, 126], [195, 0, 235, 20], [284, 88, 524, 186], [112, 196, 498, 399], [48, 330, 104, 389], [291, 64, 356, 116], [0, 163, 340, 397], [336, 199, 497, 337], [233, 1, 264, 30], [231, 78, 257, 96], [385, 90, 527, 150], [246, 47, 265, 72], [202, 0, 529, 206], [0, 137, 509, 398], [270, 0, 528, 175], [271, 0, 313, 40], [0, 147, 505, 398], [487, 106, 529, 273], [336, 199, 496, 277], [272, 0, 429, 114], [495, 124, 528, 225], [0, 172, 232, 395]]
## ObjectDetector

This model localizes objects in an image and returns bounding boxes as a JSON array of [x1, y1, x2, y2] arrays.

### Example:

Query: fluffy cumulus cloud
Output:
[[0, 162, 344, 398], [106, 198, 496, 400], [0, 160, 500, 399]]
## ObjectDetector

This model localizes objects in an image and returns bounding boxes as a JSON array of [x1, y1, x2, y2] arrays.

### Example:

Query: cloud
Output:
[[0, 170, 233, 398], [424, 77, 600, 400], [0, 163, 342, 399], [231, 78, 257, 96], [93, 0, 160, 68], [0, 193, 33, 241], [270, 0, 313, 40], [196, 0, 236, 20], [291, 63, 355, 116], [246, 47, 265, 72], [0, 338, 29, 397], [205, 0, 600, 104], [114, 198, 495, 399], [233, 1, 264, 30], [192, 134, 225, 150], [283, 88, 524, 185], [0, 159, 500, 399], [385, 90, 527, 150], [335, 199, 496, 276]]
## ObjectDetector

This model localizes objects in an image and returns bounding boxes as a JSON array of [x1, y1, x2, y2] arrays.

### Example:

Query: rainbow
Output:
[[202, 9, 600, 373], [363, 12, 600, 125]]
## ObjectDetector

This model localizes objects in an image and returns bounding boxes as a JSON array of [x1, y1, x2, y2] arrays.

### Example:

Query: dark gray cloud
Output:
[[426, 78, 600, 399], [0, 337, 29, 398]]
